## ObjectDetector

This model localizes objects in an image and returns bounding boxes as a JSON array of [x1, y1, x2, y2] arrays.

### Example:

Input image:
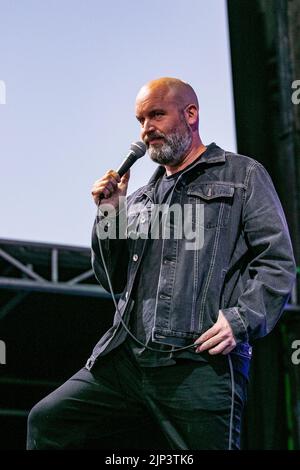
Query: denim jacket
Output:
[[87, 143, 296, 368]]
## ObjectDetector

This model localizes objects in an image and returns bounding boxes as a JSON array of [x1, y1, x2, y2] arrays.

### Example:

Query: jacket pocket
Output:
[[187, 182, 235, 228]]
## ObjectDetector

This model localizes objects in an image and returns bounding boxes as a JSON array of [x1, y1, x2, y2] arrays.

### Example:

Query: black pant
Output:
[[27, 345, 247, 450]]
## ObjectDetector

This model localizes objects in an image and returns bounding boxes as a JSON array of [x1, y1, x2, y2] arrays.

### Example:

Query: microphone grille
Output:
[[130, 141, 147, 158]]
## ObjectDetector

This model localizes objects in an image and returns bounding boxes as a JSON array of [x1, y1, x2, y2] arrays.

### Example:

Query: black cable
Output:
[[227, 354, 235, 450], [96, 203, 236, 448], [96, 204, 198, 353]]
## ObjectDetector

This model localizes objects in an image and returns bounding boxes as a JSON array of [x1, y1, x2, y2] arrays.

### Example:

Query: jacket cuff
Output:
[[221, 307, 249, 343]]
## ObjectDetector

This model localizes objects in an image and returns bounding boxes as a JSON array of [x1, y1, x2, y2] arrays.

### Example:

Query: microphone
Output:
[[116, 141, 146, 177], [99, 141, 147, 201]]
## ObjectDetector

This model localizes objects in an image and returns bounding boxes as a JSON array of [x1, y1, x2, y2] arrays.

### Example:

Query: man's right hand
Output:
[[91, 169, 130, 209]]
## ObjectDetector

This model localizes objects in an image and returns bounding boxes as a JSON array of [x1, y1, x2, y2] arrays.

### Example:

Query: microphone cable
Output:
[[96, 203, 236, 450], [95, 203, 199, 353], [95, 182, 236, 450]]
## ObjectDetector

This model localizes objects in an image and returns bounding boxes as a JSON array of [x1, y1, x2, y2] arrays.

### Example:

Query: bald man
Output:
[[27, 78, 296, 450]]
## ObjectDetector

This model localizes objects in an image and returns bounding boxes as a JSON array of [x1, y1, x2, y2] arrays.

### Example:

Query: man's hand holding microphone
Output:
[[91, 169, 130, 210], [91, 141, 146, 211]]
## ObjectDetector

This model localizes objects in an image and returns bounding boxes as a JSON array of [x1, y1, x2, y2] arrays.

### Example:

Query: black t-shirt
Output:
[[126, 158, 211, 367], [127, 170, 183, 366]]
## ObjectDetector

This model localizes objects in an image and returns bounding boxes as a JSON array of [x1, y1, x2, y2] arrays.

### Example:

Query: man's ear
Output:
[[184, 104, 199, 130]]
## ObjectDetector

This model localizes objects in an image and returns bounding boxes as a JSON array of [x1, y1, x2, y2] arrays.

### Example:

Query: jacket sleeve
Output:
[[91, 203, 129, 294], [222, 162, 296, 343]]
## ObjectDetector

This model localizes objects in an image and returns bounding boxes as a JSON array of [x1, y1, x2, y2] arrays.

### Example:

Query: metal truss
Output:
[[0, 238, 111, 320]]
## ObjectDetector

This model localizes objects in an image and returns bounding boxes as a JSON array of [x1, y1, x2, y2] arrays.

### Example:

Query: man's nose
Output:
[[143, 118, 156, 135]]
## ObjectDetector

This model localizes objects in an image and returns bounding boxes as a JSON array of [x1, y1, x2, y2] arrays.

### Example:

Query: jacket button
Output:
[[159, 293, 170, 300], [132, 254, 139, 262]]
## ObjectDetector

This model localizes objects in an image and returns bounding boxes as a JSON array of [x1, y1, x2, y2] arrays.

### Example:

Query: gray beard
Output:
[[148, 124, 193, 166]]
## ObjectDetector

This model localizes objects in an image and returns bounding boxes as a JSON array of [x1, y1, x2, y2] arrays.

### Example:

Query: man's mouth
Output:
[[148, 137, 164, 145]]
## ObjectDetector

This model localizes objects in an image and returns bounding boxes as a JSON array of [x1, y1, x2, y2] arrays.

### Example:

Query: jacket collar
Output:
[[144, 142, 225, 190]]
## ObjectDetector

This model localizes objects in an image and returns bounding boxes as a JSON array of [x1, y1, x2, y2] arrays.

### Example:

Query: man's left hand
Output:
[[195, 310, 236, 355]]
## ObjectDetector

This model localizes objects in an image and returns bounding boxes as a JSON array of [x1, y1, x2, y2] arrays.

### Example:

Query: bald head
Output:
[[135, 77, 204, 170], [136, 77, 199, 111]]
